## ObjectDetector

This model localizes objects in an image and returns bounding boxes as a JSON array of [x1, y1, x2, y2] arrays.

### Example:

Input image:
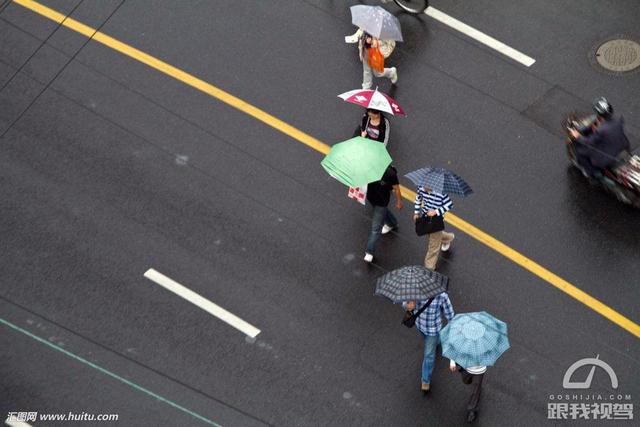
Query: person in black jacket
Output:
[[364, 165, 403, 263], [354, 109, 390, 146], [570, 98, 631, 176]]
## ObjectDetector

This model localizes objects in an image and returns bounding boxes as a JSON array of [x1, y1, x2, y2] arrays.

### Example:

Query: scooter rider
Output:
[[570, 97, 631, 176]]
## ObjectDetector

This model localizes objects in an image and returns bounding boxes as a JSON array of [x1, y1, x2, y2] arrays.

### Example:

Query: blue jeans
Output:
[[366, 205, 398, 254], [421, 333, 439, 384]]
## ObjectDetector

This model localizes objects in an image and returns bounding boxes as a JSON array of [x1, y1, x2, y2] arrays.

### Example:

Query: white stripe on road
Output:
[[425, 7, 536, 67], [6, 421, 33, 427], [144, 268, 261, 338]]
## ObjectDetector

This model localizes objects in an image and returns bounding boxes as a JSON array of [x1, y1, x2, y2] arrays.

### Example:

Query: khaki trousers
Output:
[[424, 231, 454, 270]]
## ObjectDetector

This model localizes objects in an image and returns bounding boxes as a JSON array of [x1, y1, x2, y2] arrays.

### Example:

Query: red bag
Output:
[[367, 47, 385, 73]]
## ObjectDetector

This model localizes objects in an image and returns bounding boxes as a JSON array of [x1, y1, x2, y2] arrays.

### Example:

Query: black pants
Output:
[[460, 371, 484, 412]]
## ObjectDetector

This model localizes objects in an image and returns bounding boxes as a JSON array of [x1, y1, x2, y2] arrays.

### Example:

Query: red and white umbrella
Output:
[[338, 88, 406, 116]]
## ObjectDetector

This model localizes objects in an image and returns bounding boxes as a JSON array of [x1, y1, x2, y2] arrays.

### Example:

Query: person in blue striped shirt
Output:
[[413, 186, 455, 270]]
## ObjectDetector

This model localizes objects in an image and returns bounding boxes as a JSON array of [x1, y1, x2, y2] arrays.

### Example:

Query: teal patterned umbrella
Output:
[[440, 312, 510, 368]]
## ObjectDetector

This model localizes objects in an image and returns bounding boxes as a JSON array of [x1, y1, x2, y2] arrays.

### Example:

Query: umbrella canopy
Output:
[[440, 312, 510, 368], [374, 265, 449, 303], [338, 88, 406, 116], [350, 5, 403, 42], [321, 137, 392, 188], [405, 167, 473, 196]]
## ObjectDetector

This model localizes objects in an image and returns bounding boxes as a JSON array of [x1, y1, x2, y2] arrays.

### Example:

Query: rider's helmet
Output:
[[593, 97, 613, 119]]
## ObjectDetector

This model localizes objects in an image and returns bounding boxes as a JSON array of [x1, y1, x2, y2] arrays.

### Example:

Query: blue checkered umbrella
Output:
[[404, 167, 473, 197], [374, 266, 448, 303], [440, 312, 510, 368]]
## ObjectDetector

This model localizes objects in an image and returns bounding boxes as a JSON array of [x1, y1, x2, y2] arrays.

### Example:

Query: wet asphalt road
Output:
[[1, 0, 639, 426]]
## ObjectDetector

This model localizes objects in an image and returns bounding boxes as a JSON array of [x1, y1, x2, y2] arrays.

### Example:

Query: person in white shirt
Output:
[[449, 359, 487, 423], [345, 28, 398, 89]]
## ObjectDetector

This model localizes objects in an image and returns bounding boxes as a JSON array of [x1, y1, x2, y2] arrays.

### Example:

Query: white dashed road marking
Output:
[[6, 421, 33, 427], [144, 268, 261, 338], [426, 7, 536, 67]]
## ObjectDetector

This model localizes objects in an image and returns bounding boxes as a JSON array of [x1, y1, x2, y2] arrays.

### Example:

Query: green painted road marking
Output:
[[0, 317, 222, 427]]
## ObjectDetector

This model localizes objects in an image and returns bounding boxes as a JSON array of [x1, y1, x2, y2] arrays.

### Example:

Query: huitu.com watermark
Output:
[[6, 411, 119, 423]]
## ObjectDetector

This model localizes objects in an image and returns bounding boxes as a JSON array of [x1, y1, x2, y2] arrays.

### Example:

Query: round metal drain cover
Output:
[[594, 39, 640, 73]]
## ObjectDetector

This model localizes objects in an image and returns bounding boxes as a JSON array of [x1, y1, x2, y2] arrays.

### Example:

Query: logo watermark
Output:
[[6, 411, 119, 423], [548, 355, 633, 420]]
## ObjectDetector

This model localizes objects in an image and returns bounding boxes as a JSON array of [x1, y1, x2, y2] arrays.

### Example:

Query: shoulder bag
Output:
[[402, 297, 435, 328], [415, 215, 445, 236]]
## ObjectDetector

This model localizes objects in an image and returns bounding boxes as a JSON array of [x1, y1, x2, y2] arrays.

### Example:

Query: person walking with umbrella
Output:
[[404, 291, 455, 393], [440, 312, 510, 422], [364, 165, 403, 262], [356, 108, 390, 146], [358, 32, 398, 89], [345, 6, 402, 89], [448, 362, 486, 423], [414, 186, 454, 270], [338, 87, 406, 148], [405, 167, 473, 270], [319, 136, 401, 262], [374, 266, 452, 393]]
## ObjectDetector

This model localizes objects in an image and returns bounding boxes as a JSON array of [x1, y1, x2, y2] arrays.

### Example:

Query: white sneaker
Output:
[[381, 224, 394, 234], [390, 67, 398, 84], [364, 253, 374, 263], [441, 234, 455, 252]]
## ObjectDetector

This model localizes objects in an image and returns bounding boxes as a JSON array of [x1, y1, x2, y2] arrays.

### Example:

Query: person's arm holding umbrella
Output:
[[345, 28, 364, 43], [413, 188, 423, 222], [359, 114, 369, 138], [441, 292, 455, 325], [385, 165, 402, 211], [434, 193, 453, 217], [442, 297, 456, 375]]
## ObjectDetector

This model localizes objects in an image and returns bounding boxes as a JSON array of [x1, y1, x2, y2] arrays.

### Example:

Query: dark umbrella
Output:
[[405, 167, 473, 197], [374, 265, 449, 303]]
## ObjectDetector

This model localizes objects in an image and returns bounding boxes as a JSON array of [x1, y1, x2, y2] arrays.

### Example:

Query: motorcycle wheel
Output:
[[393, 0, 429, 14]]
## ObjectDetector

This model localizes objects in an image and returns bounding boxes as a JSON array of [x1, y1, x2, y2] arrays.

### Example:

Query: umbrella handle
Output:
[[362, 116, 370, 134]]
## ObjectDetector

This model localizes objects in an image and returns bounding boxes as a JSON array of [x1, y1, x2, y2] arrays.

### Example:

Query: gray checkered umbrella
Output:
[[374, 266, 449, 303], [405, 167, 473, 197]]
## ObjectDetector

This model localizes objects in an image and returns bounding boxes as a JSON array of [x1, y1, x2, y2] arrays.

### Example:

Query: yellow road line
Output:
[[13, 0, 640, 338]]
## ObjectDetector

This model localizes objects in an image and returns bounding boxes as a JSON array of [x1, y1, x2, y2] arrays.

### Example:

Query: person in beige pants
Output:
[[345, 28, 398, 89], [413, 187, 455, 270], [424, 229, 455, 270]]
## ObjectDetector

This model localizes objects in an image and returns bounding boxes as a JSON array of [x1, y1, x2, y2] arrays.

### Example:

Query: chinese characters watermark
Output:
[[548, 356, 633, 421]]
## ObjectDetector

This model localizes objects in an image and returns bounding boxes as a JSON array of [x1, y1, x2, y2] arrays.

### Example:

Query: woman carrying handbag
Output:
[[413, 186, 455, 270], [345, 28, 398, 89]]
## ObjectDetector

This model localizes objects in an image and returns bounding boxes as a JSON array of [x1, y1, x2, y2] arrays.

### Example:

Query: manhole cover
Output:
[[594, 39, 640, 73]]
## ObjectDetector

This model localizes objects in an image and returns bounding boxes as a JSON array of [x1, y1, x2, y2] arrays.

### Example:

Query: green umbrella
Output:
[[321, 137, 392, 188]]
